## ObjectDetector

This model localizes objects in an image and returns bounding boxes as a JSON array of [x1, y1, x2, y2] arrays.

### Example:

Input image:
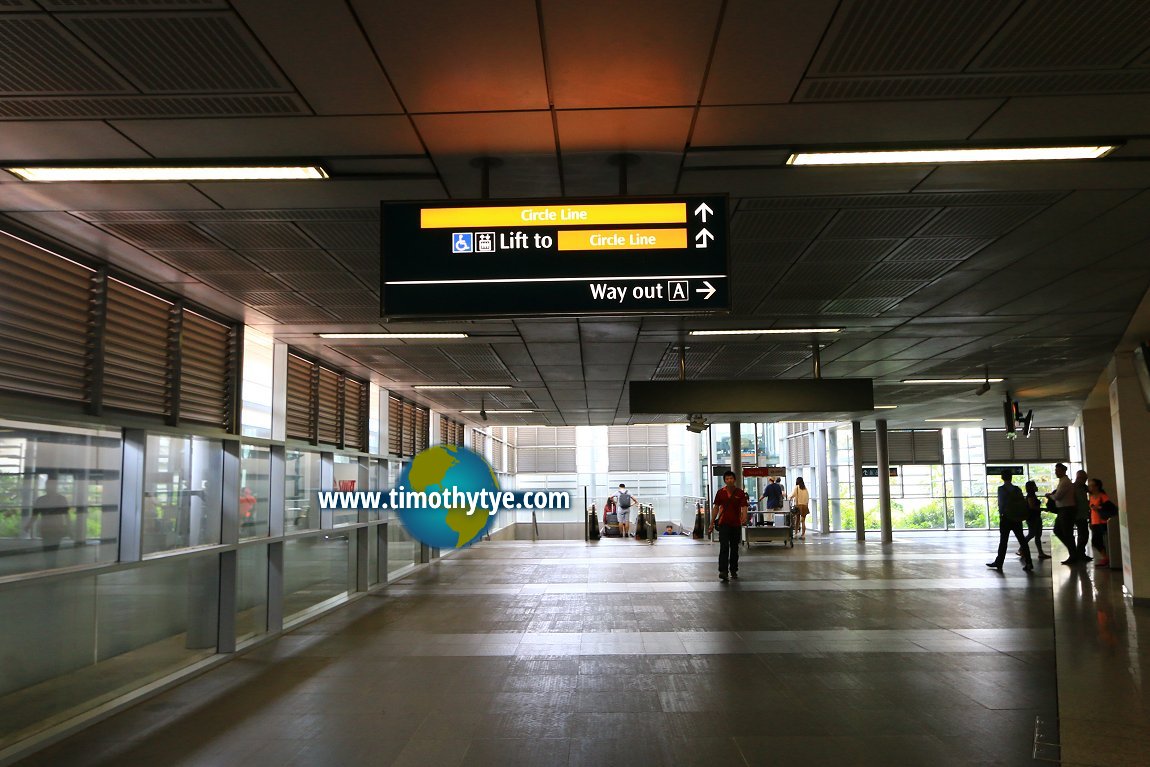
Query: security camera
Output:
[[686, 414, 709, 433]]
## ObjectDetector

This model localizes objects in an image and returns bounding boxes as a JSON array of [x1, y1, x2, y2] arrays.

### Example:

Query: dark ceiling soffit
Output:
[[628, 379, 874, 414]]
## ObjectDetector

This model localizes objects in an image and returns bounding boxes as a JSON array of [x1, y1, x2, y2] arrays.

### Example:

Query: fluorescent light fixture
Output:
[[5, 165, 329, 182], [874, 405, 899, 409], [460, 409, 533, 414], [690, 328, 840, 336], [787, 145, 1115, 166], [318, 333, 468, 339], [902, 378, 1004, 385], [924, 418, 984, 422], [413, 385, 511, 390]]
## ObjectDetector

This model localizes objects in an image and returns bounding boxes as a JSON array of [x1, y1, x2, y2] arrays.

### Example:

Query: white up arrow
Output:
[[693, 202, 713, 222], [695, 280, 716, 300], [694, 228, 714, 248]]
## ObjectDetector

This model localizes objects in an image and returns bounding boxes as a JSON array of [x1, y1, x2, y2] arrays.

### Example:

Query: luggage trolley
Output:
[[744, 499, 794, 548]]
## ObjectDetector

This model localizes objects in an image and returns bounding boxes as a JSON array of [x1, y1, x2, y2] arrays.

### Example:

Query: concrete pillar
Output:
[[816, 428, 830, 534], [851, 420, 865, 541], [1080, 407, 1116, 492], [730, 422, 742, 485], [1107, 354, 1150, 601], [949, 428, 965, 529], [876, 419, 893, 543]]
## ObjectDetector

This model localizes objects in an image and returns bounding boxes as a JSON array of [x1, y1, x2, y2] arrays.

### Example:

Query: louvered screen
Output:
[[0, 242, 94, 403], [912, 430, 944, 463], [342, 378, 366, 451], [983, 428, 1069, 462], [103, 278, 172, 416], [787, 434, 810, 466], [285, 354, 315, 441], [1037, 428, 1069, 462], [388, 395, 403, 455], [608, 426, 670, 471], [400, 401, 415, 456], [179, 309, 233, 429], [857, 431, 878, 465], [492, 440, 506, 472], [556, 447, 577, 472], [316, 366, 340, 445], [858, 430, 941, 465], [473, 430, 488, 459], [413, 405, 429, 453]]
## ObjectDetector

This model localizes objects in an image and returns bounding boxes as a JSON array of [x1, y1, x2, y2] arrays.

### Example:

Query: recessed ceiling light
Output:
[[689, 328, 841, 336], [874, 405, 898, 409], [413, 385, 511, 390], [318, 333, 468, 339], [902, 378, 1005, 385], [460, 409, 533, 414], [924, 418, 984, 422], [4, 165, 329, 182], [786, 145, 1116, 166]]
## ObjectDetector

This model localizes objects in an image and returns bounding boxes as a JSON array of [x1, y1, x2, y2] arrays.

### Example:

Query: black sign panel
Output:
[[629, 379, 874, 414], [986, 465, 1024, 476], [862, 467, 899, 478], [381, 196, 729, 317]]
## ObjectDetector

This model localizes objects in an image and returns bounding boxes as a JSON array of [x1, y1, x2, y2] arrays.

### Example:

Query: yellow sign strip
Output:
[[421, 202, 686, 229], [558, 228, 687, 251]]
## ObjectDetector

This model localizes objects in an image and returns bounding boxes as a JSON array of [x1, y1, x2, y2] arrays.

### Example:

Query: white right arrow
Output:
[[695, 280, 716, 300], [694, 202, 713, 222], [694, 228, 714, 248]]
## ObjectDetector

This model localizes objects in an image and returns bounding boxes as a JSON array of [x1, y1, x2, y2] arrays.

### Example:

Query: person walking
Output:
[[1019, 480, 1051, 560], [613, 483, 637, 538], [1087, 478, 1112, 568], [708, 470, 748, 583], [1073, 470, 1092, 563], [761, 477, 784, 526], [1046, 463, 1079, 564], [790, 477, 810, 539], [988, 471, 1033, 571]]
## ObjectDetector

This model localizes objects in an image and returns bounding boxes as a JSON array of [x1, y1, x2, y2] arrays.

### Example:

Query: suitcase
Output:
[[602, 510, 621, 537]]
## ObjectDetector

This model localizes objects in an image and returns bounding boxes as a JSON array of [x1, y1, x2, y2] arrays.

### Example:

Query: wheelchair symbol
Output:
[[452, 232, 473, 253]]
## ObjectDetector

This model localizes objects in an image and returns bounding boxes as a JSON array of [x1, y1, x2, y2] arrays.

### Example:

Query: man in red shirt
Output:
[[710, 470, 748, 583]]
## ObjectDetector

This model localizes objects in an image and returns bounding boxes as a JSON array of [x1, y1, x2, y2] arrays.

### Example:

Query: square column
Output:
[[1108, 354, 1150, 600]]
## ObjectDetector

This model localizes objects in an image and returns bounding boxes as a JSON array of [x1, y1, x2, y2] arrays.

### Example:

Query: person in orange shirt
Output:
[[1087, 478, 1111, 568], [239, 486, 257, 526]]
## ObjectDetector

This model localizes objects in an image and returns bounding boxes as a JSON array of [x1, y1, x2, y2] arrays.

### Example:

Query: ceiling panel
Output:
[[557, 108, 693, 153], [808, 0, 1019, 76], [231, 0, 402, 114], [702, 0, 838, 105], [543, 0, 721, 108], [692, 101, 1002, 146], [732, 209, 834, 240], [0, 14, 132, 94], [111, 115, 424, 157], [0, 121, 151, 160], [971, 0, 1150, 71], [61, 11, 290, 93], [353, 0, 548, 112], [821, 208, 940, 238]]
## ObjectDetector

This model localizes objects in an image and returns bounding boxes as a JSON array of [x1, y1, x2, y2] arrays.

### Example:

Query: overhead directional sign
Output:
[[381, 195, 729, 317]]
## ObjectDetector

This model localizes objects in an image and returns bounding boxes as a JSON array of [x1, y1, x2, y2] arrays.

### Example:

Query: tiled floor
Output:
[[17, 533, 1059, 766]]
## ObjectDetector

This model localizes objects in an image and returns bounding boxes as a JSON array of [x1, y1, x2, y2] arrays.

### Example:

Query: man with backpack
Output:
[[613, 483, 638, 538], [989, 470, 1033, 572]]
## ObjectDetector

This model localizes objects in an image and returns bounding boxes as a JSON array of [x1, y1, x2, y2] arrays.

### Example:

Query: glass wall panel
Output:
[[367, 526, 380, 587], [239, 444, 271, 539], [0, 556, 217, 748], [284, 449, 321, 533], [240, 327, 274, 439], [143, 435, 223, 556], [387, 523, 417, 576], [0, 421, 121, 576], [236, 544, 268, 642], [283, 534, 350, 619], [332, 454, 359, 526]]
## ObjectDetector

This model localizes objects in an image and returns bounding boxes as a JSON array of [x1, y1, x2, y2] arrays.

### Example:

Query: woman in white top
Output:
[[790, 477, 810, 539]]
